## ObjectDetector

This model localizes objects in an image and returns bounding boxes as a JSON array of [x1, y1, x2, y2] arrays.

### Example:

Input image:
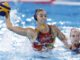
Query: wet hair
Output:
[[34, 9, 44, 21]]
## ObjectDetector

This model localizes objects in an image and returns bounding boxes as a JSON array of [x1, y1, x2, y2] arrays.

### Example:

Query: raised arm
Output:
[[5, 14, 35, 37]]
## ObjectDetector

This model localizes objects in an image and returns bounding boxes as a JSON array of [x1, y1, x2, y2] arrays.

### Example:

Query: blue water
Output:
[[0, 2, 80, 60]]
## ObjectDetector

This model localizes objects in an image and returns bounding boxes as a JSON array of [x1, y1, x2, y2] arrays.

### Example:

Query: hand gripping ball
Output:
[[0, 2, 11, 16]]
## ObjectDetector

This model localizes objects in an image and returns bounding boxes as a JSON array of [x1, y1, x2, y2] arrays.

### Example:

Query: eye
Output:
[[40, 14, 43, 17], [72, 35, 75, 37], [77, 35, 79, 37], [40, 15, 43, 17], [44, 15, 47, 17]]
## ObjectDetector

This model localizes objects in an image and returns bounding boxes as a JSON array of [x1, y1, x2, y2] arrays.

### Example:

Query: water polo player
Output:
[[68, 28, 80, 53], [5, 8, 70, 51]]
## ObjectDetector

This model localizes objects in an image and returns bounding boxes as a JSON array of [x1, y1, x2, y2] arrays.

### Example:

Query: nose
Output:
[[43, 16, 46, 20]]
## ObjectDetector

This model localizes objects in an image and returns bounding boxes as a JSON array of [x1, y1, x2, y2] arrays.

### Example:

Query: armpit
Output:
[[26, 28, 37, 41]]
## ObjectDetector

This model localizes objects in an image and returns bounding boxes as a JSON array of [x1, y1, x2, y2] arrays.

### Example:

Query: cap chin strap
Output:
[[41, 24, 45, 29], [37, 20, 46, 29]]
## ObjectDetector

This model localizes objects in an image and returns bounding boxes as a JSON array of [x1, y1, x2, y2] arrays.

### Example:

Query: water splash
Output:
[[0, 4, 80, 60]]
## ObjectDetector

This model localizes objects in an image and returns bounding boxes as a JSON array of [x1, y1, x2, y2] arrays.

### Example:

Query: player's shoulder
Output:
[[48, 25, 58, 29], [24, 27, 36, 33]]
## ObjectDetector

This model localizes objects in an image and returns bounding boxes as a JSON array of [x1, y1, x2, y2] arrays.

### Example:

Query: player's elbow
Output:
[[7, 25, 13, 31]]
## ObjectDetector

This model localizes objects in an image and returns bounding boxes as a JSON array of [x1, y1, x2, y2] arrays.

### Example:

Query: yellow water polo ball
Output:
[[0, 2, 11, 16]]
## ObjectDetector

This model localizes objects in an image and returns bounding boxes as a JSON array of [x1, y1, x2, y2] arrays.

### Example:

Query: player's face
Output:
[[37, 11, 47, 24], [71, 31, 80, 43]]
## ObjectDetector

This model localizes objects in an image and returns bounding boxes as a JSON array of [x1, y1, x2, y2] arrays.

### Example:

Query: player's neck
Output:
[[37, 23, 49, 33]]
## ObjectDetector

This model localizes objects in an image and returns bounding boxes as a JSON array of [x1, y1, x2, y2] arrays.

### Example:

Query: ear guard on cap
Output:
[[34, 9, 37, 21]]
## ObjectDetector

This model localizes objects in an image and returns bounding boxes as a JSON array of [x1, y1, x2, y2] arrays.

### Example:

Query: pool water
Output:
[[0, 2, 80, 60]]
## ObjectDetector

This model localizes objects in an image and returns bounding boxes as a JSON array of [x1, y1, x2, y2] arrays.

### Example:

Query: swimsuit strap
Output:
[[48, 25, 56, 43]]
